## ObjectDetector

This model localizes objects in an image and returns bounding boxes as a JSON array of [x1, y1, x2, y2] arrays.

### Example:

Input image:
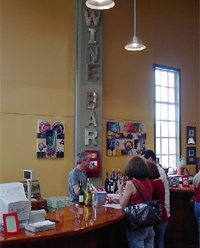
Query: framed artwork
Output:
[[187, 147, 196, 164], [3, 213, 19, 235], [107, 122, 147, 156], [186, 126, 196, 145], [37, 120, 65, 158]]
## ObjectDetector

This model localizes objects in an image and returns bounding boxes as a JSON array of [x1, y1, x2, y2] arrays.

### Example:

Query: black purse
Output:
[[123, 180, 162, 231]]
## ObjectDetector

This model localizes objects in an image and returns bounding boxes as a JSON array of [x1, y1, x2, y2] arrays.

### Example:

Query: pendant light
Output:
[[86, 0, 115, 10], [125, 0, 146, 51]]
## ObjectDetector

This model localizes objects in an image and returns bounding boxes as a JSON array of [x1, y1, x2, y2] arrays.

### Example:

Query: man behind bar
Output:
[[68, 152, 90, 203]]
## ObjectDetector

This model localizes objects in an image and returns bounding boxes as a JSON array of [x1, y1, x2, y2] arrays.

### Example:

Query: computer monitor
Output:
[[0, 182, 30, 228]]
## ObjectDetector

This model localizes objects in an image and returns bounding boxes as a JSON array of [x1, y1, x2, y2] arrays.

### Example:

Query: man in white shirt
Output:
[[142, 150, 170, 218]]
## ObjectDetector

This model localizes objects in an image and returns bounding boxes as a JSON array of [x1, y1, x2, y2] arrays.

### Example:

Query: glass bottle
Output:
[[78, 180, 85, 205], [115, 170, 119, 193], [112, 169, 116, 193], [108, 173, 114, 193], [85, 178, 92, 206], [104, 172, 109, 192]]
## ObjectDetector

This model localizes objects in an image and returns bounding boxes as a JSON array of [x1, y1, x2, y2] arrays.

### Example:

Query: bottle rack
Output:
[[85, 150, 100, 178]]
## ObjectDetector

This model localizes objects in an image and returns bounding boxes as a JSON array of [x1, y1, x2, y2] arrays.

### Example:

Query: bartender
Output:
[[68, 152, 90, 203]]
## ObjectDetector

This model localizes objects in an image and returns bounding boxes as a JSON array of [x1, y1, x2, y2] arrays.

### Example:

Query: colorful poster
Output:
[[107, 122, 146, 156], [37, 120, 65, 158]]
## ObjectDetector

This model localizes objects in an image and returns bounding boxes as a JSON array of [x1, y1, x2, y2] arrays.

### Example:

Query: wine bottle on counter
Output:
[[112, 169, 116, 193], [108, 173, 114, 193], [85, 178, 92, 206], [104, 172, 109, 192], [114, 170, 119, 193], [78, 180, 85, 205]]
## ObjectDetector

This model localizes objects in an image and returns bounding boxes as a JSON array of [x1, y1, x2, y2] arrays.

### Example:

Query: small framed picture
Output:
[[186, 126, 196, 145], [182, 176, 189, 188], [3, 213, 19, 235], [187, 147, 196, 164]]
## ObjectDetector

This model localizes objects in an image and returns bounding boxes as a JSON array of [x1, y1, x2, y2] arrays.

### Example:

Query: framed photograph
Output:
[[3, 213, 19, 235], [186, 126, 196, 145], [182, 176, 189, 188], [20, 180, 41, 198], [187, 147, 196, 164]]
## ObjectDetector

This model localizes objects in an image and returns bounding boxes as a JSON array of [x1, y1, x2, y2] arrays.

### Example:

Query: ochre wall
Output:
[[0, 0, 75, 196], [0, 0, 199, 197], [102, 0, 199, 178]]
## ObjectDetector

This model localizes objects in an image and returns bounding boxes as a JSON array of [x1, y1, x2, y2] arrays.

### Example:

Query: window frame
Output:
[[153, 64, 181, 169]]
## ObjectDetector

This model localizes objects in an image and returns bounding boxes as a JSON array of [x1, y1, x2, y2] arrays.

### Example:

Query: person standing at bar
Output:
[[118, 156, 155, 248], [193, 170, 200, 246], [68, 152, 90, 203], [146, 160, 168, 248], [142, 150, 170, 220]]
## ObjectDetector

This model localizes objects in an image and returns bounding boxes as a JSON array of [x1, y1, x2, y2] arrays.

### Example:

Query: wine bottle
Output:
[[78, 180, 85, 205], [85, 178, 92, 206], [104, 172, 109, 192], [112, 169, 116, 193], [115, 170, 119, 193], [108, 173, 114, 193]]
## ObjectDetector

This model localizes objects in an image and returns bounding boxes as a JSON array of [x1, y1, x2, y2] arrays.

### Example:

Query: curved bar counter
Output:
[[0, 204, 127, 248], [1, 185, 198, 248]]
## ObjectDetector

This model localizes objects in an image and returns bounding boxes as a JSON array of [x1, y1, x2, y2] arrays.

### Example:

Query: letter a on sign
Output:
[[86, 110, 97, 127]]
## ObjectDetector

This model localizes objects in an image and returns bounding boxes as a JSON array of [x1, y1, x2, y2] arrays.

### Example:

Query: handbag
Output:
[[123, 180, 162, 231]]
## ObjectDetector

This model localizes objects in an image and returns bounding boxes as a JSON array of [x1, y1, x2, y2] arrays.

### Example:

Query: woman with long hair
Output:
[[118, 156, 154, 248]]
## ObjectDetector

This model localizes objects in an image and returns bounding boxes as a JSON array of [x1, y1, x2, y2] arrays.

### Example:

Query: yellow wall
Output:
[[102, 0, 199, 178], [0, 0, 199, 197], [0, 0, 75, 196]]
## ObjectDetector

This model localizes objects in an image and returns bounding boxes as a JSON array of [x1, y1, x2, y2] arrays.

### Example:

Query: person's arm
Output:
[[73, 184, 79, 196], [118, 180, 136, 208], [158, 166, 170, 217]]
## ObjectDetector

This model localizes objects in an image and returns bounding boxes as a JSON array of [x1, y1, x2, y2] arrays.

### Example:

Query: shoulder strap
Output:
[[153, 181, 158, 200], [132, 180, 147, 202]]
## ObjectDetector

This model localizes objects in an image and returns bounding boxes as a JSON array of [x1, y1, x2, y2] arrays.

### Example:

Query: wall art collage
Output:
[[107, 122, 147, 156], [37, 120, 65, 159]]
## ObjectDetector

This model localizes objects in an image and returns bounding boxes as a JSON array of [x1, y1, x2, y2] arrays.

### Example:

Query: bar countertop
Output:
[[169, 184, 194, 193], [0, 204, 125, 247]]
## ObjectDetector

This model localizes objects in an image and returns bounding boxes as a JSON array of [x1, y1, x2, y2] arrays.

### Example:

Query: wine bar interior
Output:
[[0, 0, 199, 248]]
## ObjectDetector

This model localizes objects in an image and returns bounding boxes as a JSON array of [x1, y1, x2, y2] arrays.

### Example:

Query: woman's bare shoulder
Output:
[[126, 180, 135, 190]]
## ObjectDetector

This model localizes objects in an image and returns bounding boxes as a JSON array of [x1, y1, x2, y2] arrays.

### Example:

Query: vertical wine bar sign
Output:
[[74, 0, 103, 185]]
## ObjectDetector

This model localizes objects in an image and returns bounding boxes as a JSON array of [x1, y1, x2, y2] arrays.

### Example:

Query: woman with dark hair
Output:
[[118, 156, 154, 248], [146, 161, 168, 248]]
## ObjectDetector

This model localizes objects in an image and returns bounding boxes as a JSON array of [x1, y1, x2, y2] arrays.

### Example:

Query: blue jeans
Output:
[[126, 226, 155, 248], [194, 202, 200, 246], [155, 221, 168, 248]]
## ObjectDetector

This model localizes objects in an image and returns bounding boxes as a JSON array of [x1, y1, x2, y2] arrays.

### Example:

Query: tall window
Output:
[[154, 65, 181, 170]]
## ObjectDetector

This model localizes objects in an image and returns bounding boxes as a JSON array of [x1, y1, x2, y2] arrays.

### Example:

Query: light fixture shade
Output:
[[125, 0, 146, 52], [125, 35, 146, 51], [86, 0, 115, 10]]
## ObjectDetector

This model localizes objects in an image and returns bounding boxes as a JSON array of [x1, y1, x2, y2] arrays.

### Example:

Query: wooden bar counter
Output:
[[0, 204, 127, 248], [165, 184, 198, 248]]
